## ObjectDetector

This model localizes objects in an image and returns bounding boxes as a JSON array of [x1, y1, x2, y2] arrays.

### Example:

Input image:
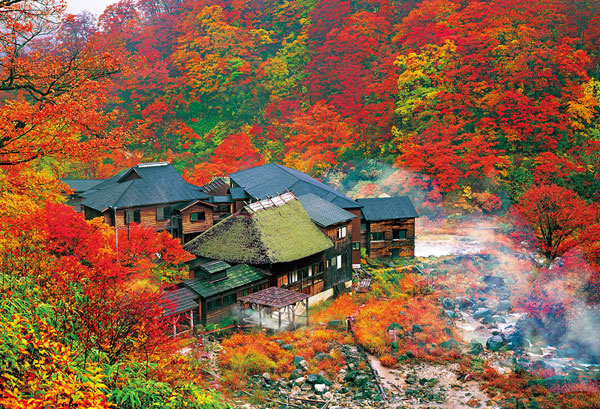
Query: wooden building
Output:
[[229, 163, 364, 268], [183, 193, 352, 299], [356, 197, 419, 258]]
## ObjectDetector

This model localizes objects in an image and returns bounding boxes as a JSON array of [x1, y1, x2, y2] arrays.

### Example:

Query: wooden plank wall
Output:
[[181, 204, 214, 235], [367, 218, 416, 258]]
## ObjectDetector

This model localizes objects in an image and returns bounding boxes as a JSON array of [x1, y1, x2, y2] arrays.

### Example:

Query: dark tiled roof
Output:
[[184, 197, 333, 264], [201, 177, 229, 195], [163, 287, 199, 316], [229, 163, 361, 209], [61, 179, 105, 193], [238, 286, 310, 309], [184, 264, 267, 298], [79, 163, 207, 211], [199, 260, 231, 274], [356, 197, 419, 221], [229, 187, 249, 200], [209, 195, 232, 204], [297, 193, 356, 228]]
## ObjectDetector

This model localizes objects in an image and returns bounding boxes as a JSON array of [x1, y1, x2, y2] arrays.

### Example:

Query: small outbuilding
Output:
[[238, 287, 310, 330]]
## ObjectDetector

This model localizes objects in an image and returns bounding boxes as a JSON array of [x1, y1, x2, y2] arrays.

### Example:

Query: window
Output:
[[352, 242, 360, 251], [207, 298, 222, 311], [289, 271, 299, 283], [223, 294, 236, 306], [190, 212, 205, 222], [330, 257, 337, 268], [308, 266, 313, 277], [125, 210, 140, 224], [337, 255, 342, 270], [361, 222, 367, 231], [156, 206, 171, 221], [337, 226, 347, 239], [393, 229, 407, 240], [370, 232, 385, 241]]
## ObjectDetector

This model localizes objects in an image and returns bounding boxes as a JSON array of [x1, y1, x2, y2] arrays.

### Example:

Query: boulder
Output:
[[486, 335, 505, 351], [469, 341, 484, 355], [262, 372, 271, 382], [290, 369, 304, 380], [473, 308, 491, 319], [293, 356, 306, 368], [440, 338, 459, 350], [442, 298, 455, 310], [412, 324, 424, 333], [314, 383, 329, 394], [496, 299, 512, 312]]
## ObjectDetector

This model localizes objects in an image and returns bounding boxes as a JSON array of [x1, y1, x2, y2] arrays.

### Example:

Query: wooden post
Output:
[[258, 305, 262, 328], [190, 309, 194, 336], [291, 304, 296, 330], [305, 299, 309, 326]]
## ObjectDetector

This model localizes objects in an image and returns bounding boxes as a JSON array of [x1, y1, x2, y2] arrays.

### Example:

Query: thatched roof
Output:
[[184, 197, 333, 264]]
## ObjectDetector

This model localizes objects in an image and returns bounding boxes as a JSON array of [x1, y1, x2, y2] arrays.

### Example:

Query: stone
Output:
[[473, 308, 491, 319], [262, 372, 271, 382], [412, 324, 424, 333], [294, 377, 306, 384], [315, 352, 330, 361], [344, 371, 359, 382], [290, 369, 304, 380], [486, 335, 505, 351], [457, 297, 474, 310], [442, 298, 455, 310], [481, 315, 496, 325], [469, 340, 484, 355], [441, 338, 459, 350], [293, 356, 306, 368], [314, 383, 329, 394], [466, 398, 481, 407], [306, 373, 331, 386], [496, 299, 511, 312], [282, 344, 293, 350]]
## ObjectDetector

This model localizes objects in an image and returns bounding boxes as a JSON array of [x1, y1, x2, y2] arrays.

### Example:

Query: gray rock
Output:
[[496, 300, 511, 312], [293, 356, 306, 368], [469, 341, 484, 355], [473, 308, 491, 319], [294, 376, 306, 384], [486, 335, 505, 351], [442, 298, 455, 310], [262, 372, 271, 382]]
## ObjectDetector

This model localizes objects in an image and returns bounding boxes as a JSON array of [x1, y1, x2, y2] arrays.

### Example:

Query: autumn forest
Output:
[[1, 0, 600, 407]]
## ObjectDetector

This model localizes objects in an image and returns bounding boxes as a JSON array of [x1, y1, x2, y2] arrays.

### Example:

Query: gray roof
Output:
[[163, 287, 199, 316], [356, 197, 419, 221], [297, 193, 356, 228], [79, 163, 209, 211], [229, 163, 361, 209], [230, 187, 249, 200], [61, 179, 105, 193]]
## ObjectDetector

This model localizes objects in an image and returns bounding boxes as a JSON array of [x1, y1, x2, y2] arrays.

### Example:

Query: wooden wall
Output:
[[366, 218, 416, 258], [112, 206, 171, 231], [180, 203, 214, 235], [347, 208, 362, 266]]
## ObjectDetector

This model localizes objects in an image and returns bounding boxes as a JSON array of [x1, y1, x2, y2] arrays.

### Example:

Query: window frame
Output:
[[190, 211, 206, 223], [393, 229, 407, 240], [156, 206, 171, 221], [125, 209, 141, 225], [370, 231, 385, 241]]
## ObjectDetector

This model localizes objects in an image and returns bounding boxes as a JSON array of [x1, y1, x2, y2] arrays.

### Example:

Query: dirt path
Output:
[[367, 355, 499, 409]]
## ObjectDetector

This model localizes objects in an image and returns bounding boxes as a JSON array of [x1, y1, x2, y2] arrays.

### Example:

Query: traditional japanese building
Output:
[[356, 197, 419, 258]]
